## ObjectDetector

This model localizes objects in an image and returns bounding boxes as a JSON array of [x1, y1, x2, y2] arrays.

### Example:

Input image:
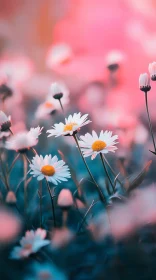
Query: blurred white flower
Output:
[[6, 131, 38, 152], [105, 50, 126, 70], [139, 73, 151, 92], [46, 43, 73, 68], [28, 126, 43, 139], [0, 130, 10, 140], [10, 229, 50, 259], [149, 62, 156, 81], [79, 130, 118, 160], [47, 112, 91, 137], [0, 111, 11, 131], [30, 154, 71, 185], [35, 101, 57, 120], [57, 189, 74, 208]]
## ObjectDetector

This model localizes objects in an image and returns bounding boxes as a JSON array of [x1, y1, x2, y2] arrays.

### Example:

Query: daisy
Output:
[[30, 154, 71, 185], [79, 130, 118, 160], [10, 228, 50, 259], [28, 126, 43, 139], [139, 73, 151, 92], [6, 131, 38, 152], [0, 111, 11, 131], [47, 112, 91, 137]]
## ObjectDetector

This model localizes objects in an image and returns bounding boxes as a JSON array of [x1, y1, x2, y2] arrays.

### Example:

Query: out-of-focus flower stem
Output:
[[100, 153, 115, 194], [144, 91, 156, 154], [103, 155, 123, 186], [46, 179, 56, 227], [8, 153, 20, 175], [38, 181, 43, 228], [73, 134, 106, 204], [77, 199, 98, 233], [58, 98, 65, 114], [0, 149, 10, 190], [23, 154, 28, 216]]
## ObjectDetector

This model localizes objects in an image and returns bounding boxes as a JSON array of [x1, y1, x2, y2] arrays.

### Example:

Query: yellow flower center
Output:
[[44, 102, 53, 108], [41, 165, 55, 176], [92, 140, 106, 152], [63, 122, 78, 132]]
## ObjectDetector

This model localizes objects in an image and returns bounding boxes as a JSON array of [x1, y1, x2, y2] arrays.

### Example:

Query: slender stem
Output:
[[0, 150, 9, 191], [58, 98, 65, 114], [8, 153, 20, 175], [38, 181, 43, 228], [63, 210, 68, 227], [145, 91, 156, 152], [77, 200, 98, 233], [31, 148, 38, 155], [45, 179, 56, 227], [100, 153, 115, 193], [73, 134, 106, 203], [23, 154, 28, 216], [103, 155, 123, 186]]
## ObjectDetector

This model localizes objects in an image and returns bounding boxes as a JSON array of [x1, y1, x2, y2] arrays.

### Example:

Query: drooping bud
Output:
[[6, 191, 16, 204], [50, 83, 63, 100], [57, 189, 73, 209], [149, 62, 156, 81], [139, 73, 151, 92]]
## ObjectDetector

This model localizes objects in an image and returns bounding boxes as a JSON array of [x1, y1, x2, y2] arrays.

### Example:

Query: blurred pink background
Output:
[[1, 0, 156, 133]]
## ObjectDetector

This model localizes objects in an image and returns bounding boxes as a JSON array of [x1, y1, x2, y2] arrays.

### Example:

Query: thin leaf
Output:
[[124, 160, 152, 193]]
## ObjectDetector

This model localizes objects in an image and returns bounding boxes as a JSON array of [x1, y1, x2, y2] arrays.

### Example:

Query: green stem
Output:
[[145, 91, 156, 153], [73, 134, 106, 203], [23, 154, 28, 216], [0, 150, 9, 191], [100, 153, 115, 193], [77, 200, 98, 233], [38, 181, 43, 228], [46, 179, 56, 227], [8, 153, 20, 175], [58, 98, 65, 114], [103, 155, 123, 186]]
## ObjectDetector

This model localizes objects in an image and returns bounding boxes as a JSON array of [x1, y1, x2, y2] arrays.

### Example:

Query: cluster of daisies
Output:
[[0, 98, 118, 186]]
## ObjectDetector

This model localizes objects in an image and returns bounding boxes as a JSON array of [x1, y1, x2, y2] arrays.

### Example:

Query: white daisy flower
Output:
[[47, 112, 91, 137], [28, 126, 43, 139], [30, 154, 71, 185], [6, 131, 38, 152], [0, 111, 11, 131], [49, 82, 69, 103], [79, 130, 118, 160], [139, 73, 151, 92], [10, 228, 50, 259], [35, 101, 57, 119]]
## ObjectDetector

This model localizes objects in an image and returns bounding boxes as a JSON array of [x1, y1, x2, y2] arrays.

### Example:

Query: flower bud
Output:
[[50, 83, 63, 100], [57, 189, 73, 209], [139, 73, 151, 92], [149, 62, 156, 81], [6, 191, 16, 204]]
